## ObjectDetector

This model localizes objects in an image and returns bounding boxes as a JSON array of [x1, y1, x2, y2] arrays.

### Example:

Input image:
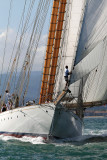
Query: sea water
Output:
[[0, 117, 106, 160], [0, 73, 107, 159]]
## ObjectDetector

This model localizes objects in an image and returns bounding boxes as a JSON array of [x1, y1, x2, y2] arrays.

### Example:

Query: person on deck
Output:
[[5, 90, 13, 106], [11, 93, 19, 108], [5, 90, 11, 101], [6, 101, 12, 110], [64, 65, 71, 87], [1, 103, 7, 112]]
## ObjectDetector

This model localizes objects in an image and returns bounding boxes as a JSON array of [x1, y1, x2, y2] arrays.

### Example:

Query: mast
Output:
[[39, 0, 67, 104], [47, 0, 67, 102]]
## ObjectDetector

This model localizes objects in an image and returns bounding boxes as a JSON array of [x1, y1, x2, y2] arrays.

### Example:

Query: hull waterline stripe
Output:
[[0, 131, 48, 139]]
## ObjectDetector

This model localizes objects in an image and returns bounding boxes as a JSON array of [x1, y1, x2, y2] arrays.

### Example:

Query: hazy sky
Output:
[[0, 0, 53, 72]]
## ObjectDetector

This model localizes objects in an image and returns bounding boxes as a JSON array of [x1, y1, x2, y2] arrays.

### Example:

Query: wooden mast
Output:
[[47, 0, 67, 102], [39, 0, 60, 104], [39, 0, 67, 104]]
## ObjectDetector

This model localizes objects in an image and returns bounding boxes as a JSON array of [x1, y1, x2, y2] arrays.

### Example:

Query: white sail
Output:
[[54, 0, 86, 99], [76, 0, 107, 64], [70, 0, 107, 103]]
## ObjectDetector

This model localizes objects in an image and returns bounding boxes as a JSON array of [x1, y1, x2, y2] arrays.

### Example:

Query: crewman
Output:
[[64, 65, 71, 87]]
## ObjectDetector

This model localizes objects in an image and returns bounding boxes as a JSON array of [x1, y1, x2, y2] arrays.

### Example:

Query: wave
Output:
[[0, 128, 107, 145], [83, 129, 107, 135], [0, 135, 46, 144]]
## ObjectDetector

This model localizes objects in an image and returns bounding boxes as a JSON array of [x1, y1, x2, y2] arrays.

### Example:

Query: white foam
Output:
[[0, 135, 45, 144], [20, 136, 45, 144], [83, 129, 107, 135], [0, 129, 107, 144]]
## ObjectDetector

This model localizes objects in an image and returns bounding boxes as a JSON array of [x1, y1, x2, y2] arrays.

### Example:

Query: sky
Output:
[[0, 0, 53, 73]]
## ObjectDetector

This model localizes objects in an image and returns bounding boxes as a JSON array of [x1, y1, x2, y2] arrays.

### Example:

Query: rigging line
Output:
[[39, 0, 62, 103], [0, 0, 13, 85], [57, 0, 73, 78], [4, 0, 36, 93], [20, 0, 32, 33], [21, 0, 51, 102], [23, 0, 52, 103], [39, 105, 54, 118], [59, 0, 86, 93], [12, 26, 35, 93], [1, 0, 28, 95], [20, 0, 45, 36], [33, 37, 49, 103], [41, 0, 63, 101], [1, 0, 36, 104], [22, 39, 48, 104], [54, 0, 71, 97], [18, 0, 45, 69], [15, 0, 45, 93], [19, 110, 51, 130], [20, 4, 52, 104], [15, 0, 50, 101], [11, 0, 36, 76]]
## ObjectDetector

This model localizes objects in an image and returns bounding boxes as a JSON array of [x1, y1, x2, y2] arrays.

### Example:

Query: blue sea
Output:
[[0, 72, 107, 159], [0, 117, 107, 159]]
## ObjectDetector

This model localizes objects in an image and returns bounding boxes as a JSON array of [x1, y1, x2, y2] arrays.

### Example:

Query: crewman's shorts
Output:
[[64, 76, 68, 82]]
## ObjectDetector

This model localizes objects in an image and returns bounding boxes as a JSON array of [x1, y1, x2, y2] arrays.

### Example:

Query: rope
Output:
[[53, 0, 72, 98], [1, 0, 36, 104], [0, 0, 13, 85], [1, 0, 28, 95], [6, 0, 35, 90], [22, 0, 51, 101], [15, 0, 52, 105]]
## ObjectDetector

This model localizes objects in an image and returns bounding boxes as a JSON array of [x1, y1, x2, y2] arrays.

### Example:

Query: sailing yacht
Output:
[[0, 0, 106, 139]]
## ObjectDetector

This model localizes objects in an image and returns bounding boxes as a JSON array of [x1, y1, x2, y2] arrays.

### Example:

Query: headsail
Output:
[[53, 0, 86, 99], [70, 0, 107, 104]]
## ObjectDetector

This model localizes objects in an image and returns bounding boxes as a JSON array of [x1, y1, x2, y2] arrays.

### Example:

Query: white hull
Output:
[[0, 103, 82, 139]]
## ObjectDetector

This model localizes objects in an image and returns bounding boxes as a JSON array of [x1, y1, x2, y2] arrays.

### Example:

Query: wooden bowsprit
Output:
[[54, 89, 71, 105]]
